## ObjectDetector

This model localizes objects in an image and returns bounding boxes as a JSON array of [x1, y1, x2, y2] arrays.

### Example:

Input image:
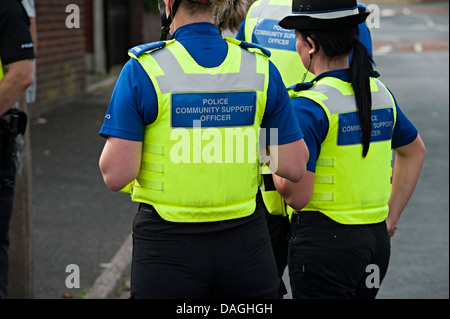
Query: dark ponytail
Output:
[[302, 26, 375, 157], [350, 38, 375, 157]]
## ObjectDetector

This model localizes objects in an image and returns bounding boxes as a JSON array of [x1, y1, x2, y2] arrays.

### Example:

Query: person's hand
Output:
[[385, 216, 398, 238]]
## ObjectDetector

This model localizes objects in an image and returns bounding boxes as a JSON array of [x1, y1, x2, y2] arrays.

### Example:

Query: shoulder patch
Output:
[[128, 41, 167, 57]]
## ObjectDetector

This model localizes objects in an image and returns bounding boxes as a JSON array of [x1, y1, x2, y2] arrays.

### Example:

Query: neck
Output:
[[311, 54, 350, 76], [170, 8, 214, 34]]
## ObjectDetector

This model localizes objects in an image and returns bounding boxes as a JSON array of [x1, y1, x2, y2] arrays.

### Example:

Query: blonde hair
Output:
[[212, 0, 253, 33], [180, 0, 253, 33]]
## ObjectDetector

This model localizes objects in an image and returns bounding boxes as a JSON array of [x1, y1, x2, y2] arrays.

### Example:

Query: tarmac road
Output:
[[30, 1, 448, 299], [369, 2, 449, 299]]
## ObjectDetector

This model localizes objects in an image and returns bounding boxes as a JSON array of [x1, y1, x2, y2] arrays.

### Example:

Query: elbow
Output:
[[274, 170, 314, 211], [285, 200, 303, 212], [102, 174, 128, 192], [281, 192, 298, 209], [22, 73, 34, 90], [275, 164, 305, 183], [289, 165, 306, 183], [273, 174, 309, 210], [284, 192, 311, 210], [100, 171, 118, 192], [416, 134, 426, 157], [105, 180, 121, 193], [99, 162, 128, 192], [419, 140, 427, 162], [17, 62, 35, 90]]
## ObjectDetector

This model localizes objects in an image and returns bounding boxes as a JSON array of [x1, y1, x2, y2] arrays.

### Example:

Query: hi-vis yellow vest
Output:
[[124, 38, 270, 223], [0, 58, 4, 82], [288, 76, 397, 225], [244, 0, 314, 88]]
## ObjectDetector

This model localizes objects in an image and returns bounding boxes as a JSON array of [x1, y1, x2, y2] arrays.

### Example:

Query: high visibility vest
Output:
[[125, 38, 270, 223], [288, 76, 397, 225], [244, 0, 314, 88], [0, 58, 4, 82]]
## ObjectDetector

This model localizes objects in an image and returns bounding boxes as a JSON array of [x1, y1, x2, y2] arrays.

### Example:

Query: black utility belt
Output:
[[0, 109, 27, 170], [0, 109, 27, 137]]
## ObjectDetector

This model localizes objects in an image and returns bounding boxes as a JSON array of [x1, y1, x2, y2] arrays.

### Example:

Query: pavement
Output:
[[30, 1, 448, 299]]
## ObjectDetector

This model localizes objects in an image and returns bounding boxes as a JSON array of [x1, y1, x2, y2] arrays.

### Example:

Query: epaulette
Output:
[[128, 41, 168, 58], [225, 38, 272, 58], [239, 40, 272, 58], [289, 82, 315, 92]]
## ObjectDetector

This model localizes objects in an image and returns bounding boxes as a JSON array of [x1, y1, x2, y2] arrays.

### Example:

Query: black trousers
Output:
[[265, 211, 290, 296], [289, 212, 391, 299], [130, 200, 281, 299]]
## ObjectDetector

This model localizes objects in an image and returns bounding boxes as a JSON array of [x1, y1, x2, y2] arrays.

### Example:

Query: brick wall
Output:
[[34, 0, 86, 116], [129, 0, 161, 46]]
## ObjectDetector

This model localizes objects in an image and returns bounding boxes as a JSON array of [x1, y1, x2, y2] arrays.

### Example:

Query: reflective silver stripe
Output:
[[307, 80, 394, 115], [152, 46, 264, 93], [249, 0, 292, 21], [308, 84, 355, 115], [157, 73, 265, 93], [292, 7, 359, 19], [372, 79, 396, 110], [151, 47, 184, 75], [240, 48, 257, 74]]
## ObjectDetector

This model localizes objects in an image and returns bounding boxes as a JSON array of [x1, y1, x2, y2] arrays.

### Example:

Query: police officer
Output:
[[99, 0, 309, 299], [235, 0, 375, 293], [273, 0, 426, 299], [0, 0, 35, 299]]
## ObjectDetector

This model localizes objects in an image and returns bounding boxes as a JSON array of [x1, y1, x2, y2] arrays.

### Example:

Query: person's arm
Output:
[[386, 134, 426, 237], [267, 138, 309, 183], [272, 96, 328, 209], [99, 137, 142, 192], [273, 169, 314, 209], [0, 59, 34, 115], [99, 59, 159, 192]]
